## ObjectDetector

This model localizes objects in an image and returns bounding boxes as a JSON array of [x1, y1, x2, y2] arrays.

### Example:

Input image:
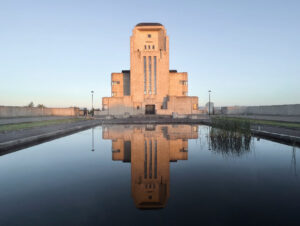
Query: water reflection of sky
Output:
[[0, 125, 299, 226]]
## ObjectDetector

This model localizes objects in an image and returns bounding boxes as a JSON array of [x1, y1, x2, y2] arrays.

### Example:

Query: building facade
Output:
[[102, 23, 199, 115]]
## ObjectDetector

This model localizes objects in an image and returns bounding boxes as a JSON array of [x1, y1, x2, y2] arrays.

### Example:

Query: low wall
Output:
[[0, 106, 80, 118], [221, 104, 300, 116], [102, 96, 200, 116]]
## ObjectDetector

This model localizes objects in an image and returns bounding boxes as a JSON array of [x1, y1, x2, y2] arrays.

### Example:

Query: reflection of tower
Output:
[[103, 124, 198, 209]]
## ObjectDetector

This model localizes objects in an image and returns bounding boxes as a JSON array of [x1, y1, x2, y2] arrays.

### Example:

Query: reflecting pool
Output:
[[0, 125, 299, 226]]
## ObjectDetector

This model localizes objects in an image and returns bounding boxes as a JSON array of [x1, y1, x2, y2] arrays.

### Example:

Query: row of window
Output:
[[144, 56, 157, 95], [180, 80, 188, 85], [144, 45, 155, 50], [106, 103, 197, 110], [144, 140, 157, 179], [113, 79, 186, 86]]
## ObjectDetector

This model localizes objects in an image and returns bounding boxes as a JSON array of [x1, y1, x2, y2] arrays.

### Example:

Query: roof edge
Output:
[[136, 22, 163, 27]]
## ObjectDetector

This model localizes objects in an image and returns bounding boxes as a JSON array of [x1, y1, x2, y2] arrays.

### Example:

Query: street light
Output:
[[91, 90, 94, 110], [91, 127, 95, 152], [208, 90, 211, 116]]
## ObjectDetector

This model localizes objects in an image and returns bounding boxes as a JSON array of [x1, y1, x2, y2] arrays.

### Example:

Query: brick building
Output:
[[102, 23, 199, 115]]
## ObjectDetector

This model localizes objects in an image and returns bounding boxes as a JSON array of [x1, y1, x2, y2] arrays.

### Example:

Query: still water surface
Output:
[[0, 125, 299, 225]]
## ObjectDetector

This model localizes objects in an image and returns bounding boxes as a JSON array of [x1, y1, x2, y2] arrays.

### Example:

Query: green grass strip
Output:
[[215, 116, 300, 129], [0, 118, 85, 132]]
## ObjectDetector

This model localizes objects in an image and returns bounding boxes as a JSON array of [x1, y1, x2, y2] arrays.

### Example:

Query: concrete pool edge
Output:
[[0, 120, 101, 155], [98, 118, 300, 146], [251, 129, 300, 146], [1, 118, 300, 155]]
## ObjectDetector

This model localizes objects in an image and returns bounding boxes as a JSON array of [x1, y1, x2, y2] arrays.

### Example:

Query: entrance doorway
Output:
[[145, 105, 155, 114]]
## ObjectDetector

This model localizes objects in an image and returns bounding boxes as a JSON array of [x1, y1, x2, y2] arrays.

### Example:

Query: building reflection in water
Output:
[[103, 124, 198, 209]]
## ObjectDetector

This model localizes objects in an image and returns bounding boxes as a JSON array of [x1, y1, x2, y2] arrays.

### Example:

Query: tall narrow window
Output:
[[144, 56, 146, 94], [148, 56, 152, 94], [154, 140, 157, 179], [149, 140, 152, 179], [154, 56, 157, 94], [144, 140, 147, 179]]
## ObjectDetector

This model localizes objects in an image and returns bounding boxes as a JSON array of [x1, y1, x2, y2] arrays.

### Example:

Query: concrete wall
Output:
[[0, 106, 80, 118], [111, 73, 124, 97], [169, 72, 188, 96], [221, 104, 300, 116], [102, 95, 199, 116]]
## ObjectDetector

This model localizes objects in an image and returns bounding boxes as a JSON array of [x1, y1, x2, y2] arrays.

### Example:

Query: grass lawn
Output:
[[213, 116, 300, 129], [0, 118, 86, 132]]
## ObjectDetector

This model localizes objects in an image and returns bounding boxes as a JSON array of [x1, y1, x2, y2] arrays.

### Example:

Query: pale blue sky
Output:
[[0, 0, 299, 108]]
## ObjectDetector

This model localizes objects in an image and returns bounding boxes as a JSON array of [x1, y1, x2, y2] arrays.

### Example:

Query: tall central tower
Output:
[[130, 23, 169, 103]]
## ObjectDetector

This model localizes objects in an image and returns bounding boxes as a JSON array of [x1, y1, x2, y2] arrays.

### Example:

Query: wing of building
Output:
[[102, 23, 199, 115]]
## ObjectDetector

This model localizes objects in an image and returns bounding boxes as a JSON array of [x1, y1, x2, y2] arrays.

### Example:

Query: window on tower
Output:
[[144, 56, 147, 94], [180, 80, 188, 85], [148, 56, 152, 94], [154, 56, 157, 94]]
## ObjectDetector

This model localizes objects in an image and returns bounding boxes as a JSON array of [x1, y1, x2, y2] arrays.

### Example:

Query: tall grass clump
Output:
[[209, 117, 252, 156]]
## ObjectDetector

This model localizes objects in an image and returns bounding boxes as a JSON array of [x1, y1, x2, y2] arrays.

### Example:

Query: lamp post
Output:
[[208, 90, 211, 116], [91, 127, 94, 152], [91, 90, 94, 110]]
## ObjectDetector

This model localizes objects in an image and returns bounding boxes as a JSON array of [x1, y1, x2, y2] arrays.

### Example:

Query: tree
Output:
[[27, 102, 34, 107], [37, 104, 46, 108]]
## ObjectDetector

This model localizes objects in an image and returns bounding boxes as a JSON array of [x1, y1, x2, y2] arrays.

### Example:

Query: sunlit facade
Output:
[[102, 23, 199, 115]]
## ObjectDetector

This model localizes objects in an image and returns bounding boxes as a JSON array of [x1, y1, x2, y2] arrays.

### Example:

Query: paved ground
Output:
[[0, 119, 100, 143], [251, 124, 300, 137], [0, 116, 74, 125], [0, 119, 100, 153]]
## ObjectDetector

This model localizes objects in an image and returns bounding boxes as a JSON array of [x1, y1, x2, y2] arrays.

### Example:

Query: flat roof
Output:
[[136, 22, 163, 27]]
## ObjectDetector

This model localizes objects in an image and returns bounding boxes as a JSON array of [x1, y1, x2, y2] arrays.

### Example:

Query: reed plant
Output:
[[209, 117, 252, 155]]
